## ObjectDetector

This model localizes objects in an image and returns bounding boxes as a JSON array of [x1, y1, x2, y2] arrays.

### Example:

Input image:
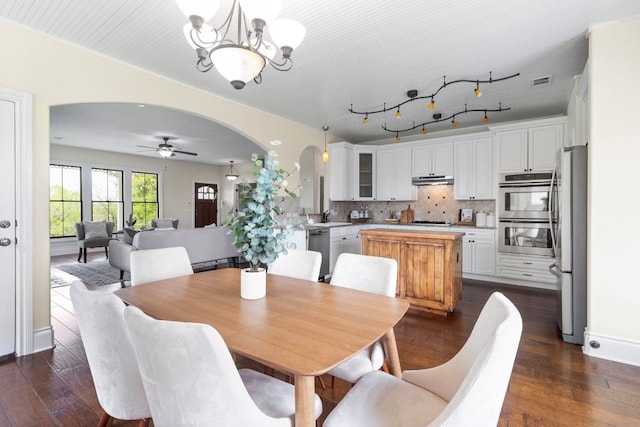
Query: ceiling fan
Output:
[[137, 136, 198, 158]]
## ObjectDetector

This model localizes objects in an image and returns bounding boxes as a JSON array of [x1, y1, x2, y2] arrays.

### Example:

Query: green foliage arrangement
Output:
[[223, 140, 303, 272]]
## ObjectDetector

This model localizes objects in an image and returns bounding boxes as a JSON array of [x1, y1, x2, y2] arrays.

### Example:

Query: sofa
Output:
[[109, 226, 239, 280]]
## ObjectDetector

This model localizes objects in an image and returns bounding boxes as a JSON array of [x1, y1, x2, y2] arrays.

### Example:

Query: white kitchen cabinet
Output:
[[497, 253, 558, 284], [354, 147, 376, 201], [459, 229, 495, 275], [329, 226, 359, 273], [412, 141, 454, 177], [496, 122, 563, 173], [376, 147, 416, 201], [329, 142, 354, 201], [454, 137, 494, 200]]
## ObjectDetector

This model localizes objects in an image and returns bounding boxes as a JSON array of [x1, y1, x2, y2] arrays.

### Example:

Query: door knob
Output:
[[0, 220, 10, 228], [0, 237, 11, 246]]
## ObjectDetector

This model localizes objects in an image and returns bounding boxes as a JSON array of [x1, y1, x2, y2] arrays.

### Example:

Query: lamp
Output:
[[349, 71, 519, 140], [322, 126, 329, 163], [177, 0, 305, 89], [225, 161, 239, 180]]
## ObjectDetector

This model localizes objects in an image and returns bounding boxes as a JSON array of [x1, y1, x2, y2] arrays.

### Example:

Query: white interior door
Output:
[[0, 99, 16, 357]]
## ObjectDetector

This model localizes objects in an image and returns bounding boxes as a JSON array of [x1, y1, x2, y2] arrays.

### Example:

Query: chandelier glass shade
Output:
[[177, 0, 305, 89]]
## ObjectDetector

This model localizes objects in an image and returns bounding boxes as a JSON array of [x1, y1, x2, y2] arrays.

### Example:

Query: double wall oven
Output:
[[498, 172, 556, 257]]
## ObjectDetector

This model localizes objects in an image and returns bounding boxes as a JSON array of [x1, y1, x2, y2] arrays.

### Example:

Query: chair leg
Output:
[[119, 270, 124, 280], [105, 246, 109, 259], [84, 249, 87, 263], [97, 411, 111, 427], [318, 375, 326, 390], [331, 375, 335, 388], [77, 248, 83, 262]]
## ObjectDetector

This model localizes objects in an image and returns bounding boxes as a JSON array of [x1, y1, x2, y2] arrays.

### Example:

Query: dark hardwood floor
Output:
[[1, 252, 638, 426]]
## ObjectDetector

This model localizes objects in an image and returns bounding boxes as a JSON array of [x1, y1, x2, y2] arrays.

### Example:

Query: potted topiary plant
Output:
[[125, 212, 137, 228], [223, 140, 304, 299]]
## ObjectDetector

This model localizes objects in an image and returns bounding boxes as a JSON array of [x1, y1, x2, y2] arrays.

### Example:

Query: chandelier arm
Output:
[[189, 28, 221, 50], [349, 72, 520, 116], [196, 57, 214, 72], [382, 106, 511, 133], [266, 56, 293, 72]]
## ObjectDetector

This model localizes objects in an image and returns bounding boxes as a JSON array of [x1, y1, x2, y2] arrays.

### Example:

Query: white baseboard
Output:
[[32, 326, 54, 354], [583, 330, 640, 367], [464, 273, 558, 291]]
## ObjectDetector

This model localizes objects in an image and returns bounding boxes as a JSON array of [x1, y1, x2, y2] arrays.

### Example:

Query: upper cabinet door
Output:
[[377, 147, 415, 201], [431, 142, 454, 176], [412, 142, 453, 176], [454, 137, 494, 200], [528, 124, 563, 171], [497, 129, 528, 173], [329, 143, 354, 201], [354, 148, 376, 201]]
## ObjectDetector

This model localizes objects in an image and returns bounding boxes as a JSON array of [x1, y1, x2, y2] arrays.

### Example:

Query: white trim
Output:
[[0, 87, 34, 357], [583, 330, 640, 367], [32, 326, 54, 354], [192, 179, 222, 228]]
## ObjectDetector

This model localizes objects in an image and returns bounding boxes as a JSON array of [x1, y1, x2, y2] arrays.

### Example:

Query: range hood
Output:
[[411, 175, 454, 186]]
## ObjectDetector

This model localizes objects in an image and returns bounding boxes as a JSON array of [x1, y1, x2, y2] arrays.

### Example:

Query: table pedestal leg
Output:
[[383, 327, 402, 377], [294, 374, 315, 427]]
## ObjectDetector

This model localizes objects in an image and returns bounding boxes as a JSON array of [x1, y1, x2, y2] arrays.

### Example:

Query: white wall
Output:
[[0, 20, 323, 333], [586, 16, 640, 364]]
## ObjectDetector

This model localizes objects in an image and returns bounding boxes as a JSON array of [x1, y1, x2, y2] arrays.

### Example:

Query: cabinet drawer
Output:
[[498, 266, 558, 284], [454, 229, 494, 241], [498, 254, 553, 271]]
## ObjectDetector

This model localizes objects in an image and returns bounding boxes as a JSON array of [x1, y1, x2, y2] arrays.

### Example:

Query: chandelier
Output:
[[349, 71, 520, 141], [225, 160, 240, 180], [177, 0, 306, 89]]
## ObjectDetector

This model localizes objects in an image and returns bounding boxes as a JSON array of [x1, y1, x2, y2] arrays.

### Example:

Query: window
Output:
[[92, 168, 124, 230], [197, 185, 216, 200], [131, 172, 158, 229], [50, 165, 82, 237]]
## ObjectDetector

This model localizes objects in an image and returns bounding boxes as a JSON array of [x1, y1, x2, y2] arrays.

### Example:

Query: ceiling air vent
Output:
[[531, 75, 552, 87]]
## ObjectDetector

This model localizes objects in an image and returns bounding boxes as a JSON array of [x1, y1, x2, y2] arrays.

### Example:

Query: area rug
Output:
[[55, 261, 126, 286]]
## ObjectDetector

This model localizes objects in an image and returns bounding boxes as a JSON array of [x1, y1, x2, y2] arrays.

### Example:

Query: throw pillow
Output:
[[123, 227, 138, 245], [155, 218, 175, 228], [83, 221, 108, 240]]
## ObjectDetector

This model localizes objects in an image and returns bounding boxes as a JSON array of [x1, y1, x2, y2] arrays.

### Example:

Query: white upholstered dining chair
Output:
[[69, 281, 151, 427], [124, 305, 323, 427], [268, 249, 322, 282], [129, 246, 193, 286], [324, 253, 398, 387], [323, 292, 523, 427]]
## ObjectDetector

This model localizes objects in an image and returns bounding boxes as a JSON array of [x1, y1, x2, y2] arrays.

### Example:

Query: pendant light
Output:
[[225, 160, 239, 180], [322, 125, 329, 163]]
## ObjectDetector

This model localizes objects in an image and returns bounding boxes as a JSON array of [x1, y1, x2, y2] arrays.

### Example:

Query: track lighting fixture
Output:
[[225, 160, 239, 180], [384, 103, 509, 141], [349, 71, 519, 139], [322, 125, 329, 163]]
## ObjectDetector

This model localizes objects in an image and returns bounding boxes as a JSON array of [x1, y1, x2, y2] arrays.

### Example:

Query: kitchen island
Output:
[[360, 228, 464, 315]]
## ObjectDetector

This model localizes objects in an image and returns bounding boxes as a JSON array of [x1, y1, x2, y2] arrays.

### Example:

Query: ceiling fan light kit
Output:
[[177, 0, 305, 89], [349, 71, 520, 141], [137, 136, 198, 158]]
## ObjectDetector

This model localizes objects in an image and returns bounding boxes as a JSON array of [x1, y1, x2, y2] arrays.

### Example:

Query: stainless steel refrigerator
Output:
[[549, 145, 587, 345]]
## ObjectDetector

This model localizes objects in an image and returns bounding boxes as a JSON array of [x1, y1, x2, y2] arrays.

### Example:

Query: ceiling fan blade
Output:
[[172, 149, 198, 156], [136, 145, 159, 150]]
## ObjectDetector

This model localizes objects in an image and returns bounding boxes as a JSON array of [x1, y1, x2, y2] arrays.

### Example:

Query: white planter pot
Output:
[[240, 268, 267, 300]]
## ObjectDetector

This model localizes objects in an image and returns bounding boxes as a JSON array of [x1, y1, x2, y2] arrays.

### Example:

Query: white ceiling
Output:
[[3, 0, 640, 163]]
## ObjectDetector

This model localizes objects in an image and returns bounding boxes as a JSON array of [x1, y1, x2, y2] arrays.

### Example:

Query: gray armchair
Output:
[[75, 221, 116, 263]]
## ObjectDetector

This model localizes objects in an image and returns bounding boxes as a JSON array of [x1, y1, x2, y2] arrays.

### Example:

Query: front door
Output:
[[0, 99, 16, 357], [194, 182, 218, 228]]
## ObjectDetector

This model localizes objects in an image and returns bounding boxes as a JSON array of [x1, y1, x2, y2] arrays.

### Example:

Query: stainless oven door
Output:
[[499, 219, 555, 257], [499, 183, 554, 220]]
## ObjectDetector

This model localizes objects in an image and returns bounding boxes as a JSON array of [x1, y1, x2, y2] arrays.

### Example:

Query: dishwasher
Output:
[[307, 228, 330, 279]]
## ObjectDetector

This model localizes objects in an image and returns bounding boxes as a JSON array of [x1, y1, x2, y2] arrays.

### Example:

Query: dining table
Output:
[[114, 268, 410, 427]]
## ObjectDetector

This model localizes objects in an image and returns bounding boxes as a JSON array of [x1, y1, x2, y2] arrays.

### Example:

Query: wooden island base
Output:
[[360, 228, 464, 315]]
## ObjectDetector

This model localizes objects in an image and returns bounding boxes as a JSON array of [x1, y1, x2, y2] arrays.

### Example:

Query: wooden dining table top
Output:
[[114, 268, 410, 377]]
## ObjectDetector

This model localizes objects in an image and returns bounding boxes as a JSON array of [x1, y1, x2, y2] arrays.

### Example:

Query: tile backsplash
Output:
[[328, 185, 495, 223]]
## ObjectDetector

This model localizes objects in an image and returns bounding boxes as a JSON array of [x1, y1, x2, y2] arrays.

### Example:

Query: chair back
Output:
[[268, 249, 322, 282], [124, 306, 286, 427], [405, 292, 523, 426], [75, 220, 115, 241], [330, 253, 397, 297], [130, 246, 193, 286], [69, 281, 150, 421], [150, 218, 179, 229]]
